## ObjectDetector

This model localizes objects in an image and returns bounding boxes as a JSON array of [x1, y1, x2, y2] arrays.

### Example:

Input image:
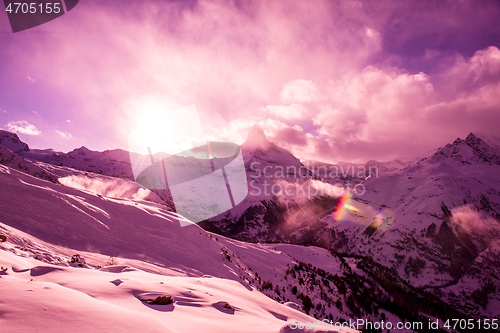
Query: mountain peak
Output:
[[431, 132, 500, 165], [247, 124, 269, 143], [68, 146, 92, 157], [240, 124, 304, 168], [465, 132, 483, 146], [0, 130, 29, 154], [243, 124, 271, 150], [466, 132, 478, 140]]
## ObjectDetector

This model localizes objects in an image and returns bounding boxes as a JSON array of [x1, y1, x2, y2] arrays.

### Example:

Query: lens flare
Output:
[[372, 211, 384, 228], [333, 191, 359, 221], [332, 192, 396, 233]]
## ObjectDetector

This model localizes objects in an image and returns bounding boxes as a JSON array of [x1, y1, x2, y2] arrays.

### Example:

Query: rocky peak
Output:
[[241, 124, 277, 156], [0, 130, 29, 154], [244, 124, 270, 148], [69, 146, 91, 156], [240, 124, 305, 172], [465, 132, 485, 147], [432, 132, 499, 165]]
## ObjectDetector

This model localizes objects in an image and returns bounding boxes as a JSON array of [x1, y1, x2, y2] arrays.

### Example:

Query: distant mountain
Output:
[[0, 131, 171, 206], [24, 146, 136, 180], [241, 124, 306, 168], [302, 158, 412, 184], [0, 129, 137, 180], [327, 132, 500, 317]]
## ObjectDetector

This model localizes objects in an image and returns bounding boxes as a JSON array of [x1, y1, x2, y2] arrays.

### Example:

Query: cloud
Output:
[[9, 0, 382, 144], [54, 129, 74, 139], [224, 45, 500, 164], [3, 0, 500, 162], [313, 106, 356, 139], [280, 79, 317, 103], [261, 104, 308, 119], [451, 205, 500, 247], [6, 120, 41, 136], [273, 126, 308, 146], [300, 46, 500, 162], [208, 116, 304, 146], [0, 107, 6, 113]]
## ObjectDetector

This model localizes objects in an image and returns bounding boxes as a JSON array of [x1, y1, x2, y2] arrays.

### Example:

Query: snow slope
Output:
[[0, 163, 358, 332], [0, 248, 344, 333]]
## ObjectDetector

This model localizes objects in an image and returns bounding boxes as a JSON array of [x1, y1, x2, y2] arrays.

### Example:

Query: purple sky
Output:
[[1, 0, 500, 163]]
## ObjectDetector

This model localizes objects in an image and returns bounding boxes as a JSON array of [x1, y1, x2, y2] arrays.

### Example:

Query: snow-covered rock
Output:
[[0, 146, 58, 183], [0, 130, 29, 154]]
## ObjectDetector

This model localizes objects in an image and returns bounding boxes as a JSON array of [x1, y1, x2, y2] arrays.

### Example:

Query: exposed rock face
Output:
[[0, 146, 58, 183], [0, 130, 29, 154]]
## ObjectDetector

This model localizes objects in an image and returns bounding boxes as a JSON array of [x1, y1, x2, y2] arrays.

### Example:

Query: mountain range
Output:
[[1, 127, 499, 332]]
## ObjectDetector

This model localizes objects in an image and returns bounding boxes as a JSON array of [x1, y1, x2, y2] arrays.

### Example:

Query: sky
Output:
[[1, 0, 500, 163]]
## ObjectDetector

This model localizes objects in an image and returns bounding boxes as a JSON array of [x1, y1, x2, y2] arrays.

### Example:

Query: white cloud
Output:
[[261, 103, 308, 119], [0, 107, 6, 113], [27, 75, 35, 83], [364, 27, 380, 40], [55, 129, 74, 139], [280, 79, 317, 103], [6, 120, 41, 136], [313, 105, 356, 138]]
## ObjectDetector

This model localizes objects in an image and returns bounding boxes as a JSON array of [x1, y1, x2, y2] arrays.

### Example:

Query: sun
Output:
[[128, 102, 208, 158]]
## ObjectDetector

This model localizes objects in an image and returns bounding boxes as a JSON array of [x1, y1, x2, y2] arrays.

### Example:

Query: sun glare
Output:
[[128, 103, 208, 157]]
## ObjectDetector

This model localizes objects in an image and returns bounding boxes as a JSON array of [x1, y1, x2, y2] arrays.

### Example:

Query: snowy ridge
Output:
[[0, 146, 59, 183], [1, 248, 346, 333], [23, 146, 137, 181]]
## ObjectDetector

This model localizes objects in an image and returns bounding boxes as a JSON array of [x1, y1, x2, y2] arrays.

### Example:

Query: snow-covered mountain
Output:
[[299, 133, 500, 318], [338, 133, 500, 316], [24, 145, 137, 180], [1, 128, 499, 331], [202, 129, 500, 321], [0, 131, 173, 206], [0, 130, 30, 154], [199, 124, 336, 243], [0, 163, 365, 332]]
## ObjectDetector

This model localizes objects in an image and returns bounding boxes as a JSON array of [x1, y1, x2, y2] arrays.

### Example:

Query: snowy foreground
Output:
[[0, 249, 333, 333], [0, 165, 358, 333]]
